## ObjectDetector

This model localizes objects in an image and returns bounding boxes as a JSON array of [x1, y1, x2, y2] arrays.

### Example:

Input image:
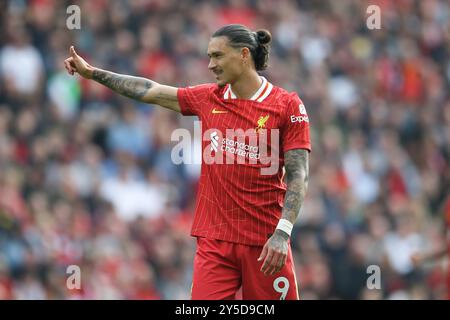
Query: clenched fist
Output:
[[64, 46, 94, 79]]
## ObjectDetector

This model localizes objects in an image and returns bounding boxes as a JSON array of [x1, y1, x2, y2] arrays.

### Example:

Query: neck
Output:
[[230, 70, 262, 99]]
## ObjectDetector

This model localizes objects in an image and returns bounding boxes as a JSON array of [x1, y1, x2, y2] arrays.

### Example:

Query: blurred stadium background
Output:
[[0, 0, 449, 299]]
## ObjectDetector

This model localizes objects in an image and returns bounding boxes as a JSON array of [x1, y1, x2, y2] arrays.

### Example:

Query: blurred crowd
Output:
[[0, 0, 449, 299]]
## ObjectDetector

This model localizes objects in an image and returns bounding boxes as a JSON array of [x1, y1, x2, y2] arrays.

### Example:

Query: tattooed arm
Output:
[[64, 46, 180, 112], [258, 149, 309, 276], [91, 69, 180, 112], [279, 149, 309, 232]]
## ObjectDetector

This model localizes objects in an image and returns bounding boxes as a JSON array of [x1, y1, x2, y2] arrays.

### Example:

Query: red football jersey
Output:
[[177, 77, 311, 246]]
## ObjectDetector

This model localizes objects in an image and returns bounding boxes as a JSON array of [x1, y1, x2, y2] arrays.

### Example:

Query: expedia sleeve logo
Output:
[[290, 103, 309, 123]]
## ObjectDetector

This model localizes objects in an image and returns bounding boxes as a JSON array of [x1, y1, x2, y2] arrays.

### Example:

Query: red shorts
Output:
[[191, 237, 299, 300]]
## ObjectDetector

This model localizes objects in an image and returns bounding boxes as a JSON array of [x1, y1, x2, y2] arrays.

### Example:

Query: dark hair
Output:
[[212, 24, 272, 71]]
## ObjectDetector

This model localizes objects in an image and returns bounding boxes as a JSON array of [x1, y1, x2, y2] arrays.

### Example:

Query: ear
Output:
[[241, 47, 251, 61]]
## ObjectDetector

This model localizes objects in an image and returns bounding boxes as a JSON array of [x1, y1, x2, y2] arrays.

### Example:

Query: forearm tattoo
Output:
[[92, 69, 154, 101], [282, 149, 309, 225]]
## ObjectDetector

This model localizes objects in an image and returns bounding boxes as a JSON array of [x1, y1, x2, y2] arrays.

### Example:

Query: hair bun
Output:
[[255, 29, 272, 45]]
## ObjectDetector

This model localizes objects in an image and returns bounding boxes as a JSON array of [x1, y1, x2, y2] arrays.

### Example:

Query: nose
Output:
[[208, 59, 216, 70]]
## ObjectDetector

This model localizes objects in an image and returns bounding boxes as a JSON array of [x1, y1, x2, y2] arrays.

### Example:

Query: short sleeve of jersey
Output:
[[177, 84, 214, 116], [281, 93, 311, 153]]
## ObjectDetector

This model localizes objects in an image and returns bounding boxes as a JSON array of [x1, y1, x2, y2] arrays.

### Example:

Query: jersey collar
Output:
[[223, 77, 273, 102]]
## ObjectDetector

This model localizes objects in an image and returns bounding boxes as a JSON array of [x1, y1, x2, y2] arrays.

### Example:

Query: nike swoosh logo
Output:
[[212, 108, 228, 114]]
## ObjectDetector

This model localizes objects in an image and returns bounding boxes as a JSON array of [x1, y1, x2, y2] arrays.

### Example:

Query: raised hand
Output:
[[64, 46, 94, 79]]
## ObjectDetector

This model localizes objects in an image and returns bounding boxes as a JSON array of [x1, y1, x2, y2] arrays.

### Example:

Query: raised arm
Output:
[[64, 46, 180, 112], [258, 149, 309, 276]]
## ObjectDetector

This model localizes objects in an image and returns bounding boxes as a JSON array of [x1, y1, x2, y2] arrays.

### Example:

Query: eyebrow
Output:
[[207, 51, 223, 57]]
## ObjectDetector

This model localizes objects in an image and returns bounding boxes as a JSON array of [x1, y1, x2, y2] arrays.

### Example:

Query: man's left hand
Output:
[[258, 229, 289, 276]]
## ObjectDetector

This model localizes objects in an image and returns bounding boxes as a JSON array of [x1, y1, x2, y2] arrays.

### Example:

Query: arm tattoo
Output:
[[92, 69, 154, 101], [281, 149, 309, 235]]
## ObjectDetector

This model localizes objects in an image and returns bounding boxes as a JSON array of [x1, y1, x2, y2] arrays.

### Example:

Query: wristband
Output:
[[276, 219, 293, 237]]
